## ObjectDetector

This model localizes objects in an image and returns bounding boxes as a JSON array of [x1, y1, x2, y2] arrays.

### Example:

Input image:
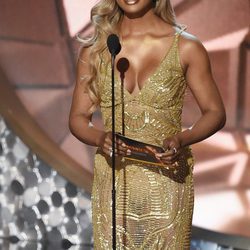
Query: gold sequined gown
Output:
[[91, 29, 195, 249]]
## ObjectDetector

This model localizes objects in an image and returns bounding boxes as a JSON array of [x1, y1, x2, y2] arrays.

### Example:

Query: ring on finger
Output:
[[109, 147, 113, 157], [173, 161, 179, 167], [172, 147, 177, 154]]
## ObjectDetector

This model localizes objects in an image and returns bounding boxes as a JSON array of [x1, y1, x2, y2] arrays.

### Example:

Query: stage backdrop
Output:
[[0, 0, 249, 238]]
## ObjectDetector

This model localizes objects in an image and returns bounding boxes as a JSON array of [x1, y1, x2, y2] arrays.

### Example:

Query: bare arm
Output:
[[69, 46, 106, 147], [157, 34, 226, 164], [69, 46, 127, 156], [176, 35, 226, 147]]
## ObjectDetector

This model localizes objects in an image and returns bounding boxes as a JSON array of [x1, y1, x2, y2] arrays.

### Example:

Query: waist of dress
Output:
[[101, 106, 182, 132], [100, 102, 183, 111]]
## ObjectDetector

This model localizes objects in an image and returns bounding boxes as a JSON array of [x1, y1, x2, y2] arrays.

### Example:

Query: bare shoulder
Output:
[[77, 45, 91, 64], [179, 31, 205, 52], [179, 31, 210, 68], [76, 45, 94, 81], [178, 31, 209, 63]]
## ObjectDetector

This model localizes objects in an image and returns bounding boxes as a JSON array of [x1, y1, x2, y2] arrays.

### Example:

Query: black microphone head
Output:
[[61, 239, 74, 249], [107, 34, 121, 56], [9, 236, 20, 244]]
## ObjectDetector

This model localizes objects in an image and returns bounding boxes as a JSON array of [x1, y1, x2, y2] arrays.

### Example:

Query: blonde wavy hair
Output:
[[77, 0, 181, 113]]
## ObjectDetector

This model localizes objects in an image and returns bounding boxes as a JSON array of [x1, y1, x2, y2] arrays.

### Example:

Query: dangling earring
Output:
[[152, 0, 159, 6]]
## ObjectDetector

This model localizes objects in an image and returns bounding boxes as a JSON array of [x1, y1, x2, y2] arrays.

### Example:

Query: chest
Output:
[[114, 35, 176, 96]]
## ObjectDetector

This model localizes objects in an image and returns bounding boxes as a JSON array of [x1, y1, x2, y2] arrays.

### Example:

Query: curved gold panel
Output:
[[0, 69, 92, 193]]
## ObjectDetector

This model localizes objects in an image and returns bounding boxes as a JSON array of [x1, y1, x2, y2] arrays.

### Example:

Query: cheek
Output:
[[116, 0, 126, 9]]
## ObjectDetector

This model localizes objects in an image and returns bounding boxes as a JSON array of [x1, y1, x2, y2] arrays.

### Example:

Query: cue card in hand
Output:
[[116, 133, 167, 167]]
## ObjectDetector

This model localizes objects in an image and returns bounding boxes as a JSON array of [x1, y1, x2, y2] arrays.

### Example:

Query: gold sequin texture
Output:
[[91, 29, 195, 249]]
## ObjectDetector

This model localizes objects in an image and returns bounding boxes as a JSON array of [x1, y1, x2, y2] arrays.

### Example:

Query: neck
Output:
[[120, 9, 160, 37]]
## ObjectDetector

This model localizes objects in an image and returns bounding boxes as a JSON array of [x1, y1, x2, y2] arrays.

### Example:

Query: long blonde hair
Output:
[[77, 0, 180, 113]]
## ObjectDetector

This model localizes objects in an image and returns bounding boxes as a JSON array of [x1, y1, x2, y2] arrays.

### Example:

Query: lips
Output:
[[124, 0, 139, 5]]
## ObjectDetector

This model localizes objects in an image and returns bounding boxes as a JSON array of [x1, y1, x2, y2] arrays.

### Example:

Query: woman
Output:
[[69, 0, 226, 249]]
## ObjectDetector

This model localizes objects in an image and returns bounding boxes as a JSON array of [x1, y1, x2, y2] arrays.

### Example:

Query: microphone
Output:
[[107, 33, 121, 250], [107, 34, 121, 56]]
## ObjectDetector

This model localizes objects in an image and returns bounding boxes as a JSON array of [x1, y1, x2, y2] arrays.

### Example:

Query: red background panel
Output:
[[0, 0, 61, 42]]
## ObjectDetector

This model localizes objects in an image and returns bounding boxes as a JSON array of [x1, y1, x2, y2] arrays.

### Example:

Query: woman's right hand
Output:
[[98, 131, 130, 157]]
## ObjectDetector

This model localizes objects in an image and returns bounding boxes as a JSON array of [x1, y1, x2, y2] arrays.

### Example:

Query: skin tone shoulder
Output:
[[157, 30, 226, 163], [69, 0, 226, 165]]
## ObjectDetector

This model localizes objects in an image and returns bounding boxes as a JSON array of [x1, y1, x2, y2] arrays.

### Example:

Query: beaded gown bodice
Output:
[[99, 32, 186, 145], [91, 29, 194, 249]]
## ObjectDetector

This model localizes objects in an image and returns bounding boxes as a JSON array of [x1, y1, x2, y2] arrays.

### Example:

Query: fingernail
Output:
[[122, 143, 126, 147], [127, 149, 131, 155], [156, 154, 162, 157]]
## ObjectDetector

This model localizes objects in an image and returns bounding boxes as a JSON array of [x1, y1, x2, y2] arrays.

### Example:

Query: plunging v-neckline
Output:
[[114, 32, 178, 98]]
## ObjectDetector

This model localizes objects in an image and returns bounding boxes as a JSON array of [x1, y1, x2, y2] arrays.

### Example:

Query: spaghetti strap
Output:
[[176, 25, 187, 36]]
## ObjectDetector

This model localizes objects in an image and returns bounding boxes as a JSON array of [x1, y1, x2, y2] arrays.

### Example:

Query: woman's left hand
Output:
[[155, 135, 181, 166]]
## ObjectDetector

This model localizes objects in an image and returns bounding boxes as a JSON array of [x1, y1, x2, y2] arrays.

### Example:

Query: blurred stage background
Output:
[[0, 0, 249, 249]]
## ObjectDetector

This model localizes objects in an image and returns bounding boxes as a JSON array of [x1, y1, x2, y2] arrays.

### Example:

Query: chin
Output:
[[116, 0, 153, 16]]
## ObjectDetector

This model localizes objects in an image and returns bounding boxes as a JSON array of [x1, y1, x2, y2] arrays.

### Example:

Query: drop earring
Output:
[[152, 0, 159, 6]]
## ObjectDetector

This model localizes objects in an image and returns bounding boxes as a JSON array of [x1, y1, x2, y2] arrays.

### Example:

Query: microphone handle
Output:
[[111, 54, 117, 250]]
